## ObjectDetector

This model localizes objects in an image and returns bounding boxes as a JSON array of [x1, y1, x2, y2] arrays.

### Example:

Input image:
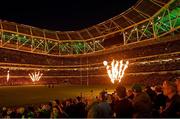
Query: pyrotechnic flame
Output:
[[103, 60, 129, 84], [29, 71, 43, 82], [7, 70, 10, 82], [103, 61, 108, 66]]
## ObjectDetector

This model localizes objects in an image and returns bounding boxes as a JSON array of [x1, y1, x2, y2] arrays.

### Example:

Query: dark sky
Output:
[[0, 0, 138, 31]]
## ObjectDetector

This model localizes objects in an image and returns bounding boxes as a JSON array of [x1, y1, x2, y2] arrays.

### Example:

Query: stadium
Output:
[[0, 0, 180, 118]]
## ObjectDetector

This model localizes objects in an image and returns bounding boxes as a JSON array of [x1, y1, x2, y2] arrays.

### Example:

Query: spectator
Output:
[[109, 92, 118, 113], [1, 79, 180, 118], [127, 89, 134, 101], [1, 107, 7, 118], [87, 96, 99, 118], [175, 77, 180, 95], [113, 84, 133, 118], [144, 85, 157, 104], [132, 84, 152, 118], [26, 106, 35, 118], [160, 81, 180, 118], [50, 106, 61, 118], [39, 104, 51, 118], [64, 100, 73, 117], [96, 90, 112, 118], [75, 96, 86, 118], [152, 85, 167, 117], [154, 85, 167, 110], [16, 107, 25, 118]]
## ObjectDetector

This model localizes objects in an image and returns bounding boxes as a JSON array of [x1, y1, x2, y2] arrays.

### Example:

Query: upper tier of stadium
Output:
[[0, 0, 179, 56]]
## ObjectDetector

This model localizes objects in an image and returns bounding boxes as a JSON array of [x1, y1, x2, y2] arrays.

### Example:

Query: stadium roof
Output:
[[0, 0, 172, 41]]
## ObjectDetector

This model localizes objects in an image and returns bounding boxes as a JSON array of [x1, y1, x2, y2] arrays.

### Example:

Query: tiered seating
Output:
[[0, 34, 179, 85]]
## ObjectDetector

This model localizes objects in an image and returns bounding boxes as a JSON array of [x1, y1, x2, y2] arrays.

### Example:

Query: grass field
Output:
[[0, 84, 117, 107]]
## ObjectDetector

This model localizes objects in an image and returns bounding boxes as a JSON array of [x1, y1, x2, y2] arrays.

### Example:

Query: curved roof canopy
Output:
[[0, 0, 171, 41], [1, 0, 179, 56]]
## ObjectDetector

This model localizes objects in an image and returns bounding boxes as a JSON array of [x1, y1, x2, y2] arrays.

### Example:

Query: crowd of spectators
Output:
[[0, 77, 180, 118]]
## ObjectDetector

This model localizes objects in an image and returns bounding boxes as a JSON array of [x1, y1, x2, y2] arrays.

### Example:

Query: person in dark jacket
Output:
[[75, 96, 86, 118], [144, 85, 156, 104], [132, 84, 152, 118], [152, 85, 167, 117], [127, 89, 134, 101], [96, 90, 112, 118], [160, 80, 180, 118], [113, 84, 133, 118], [175, 77, 180, 95], [87, 97, 100, 118], [154, 85, 167, 110]]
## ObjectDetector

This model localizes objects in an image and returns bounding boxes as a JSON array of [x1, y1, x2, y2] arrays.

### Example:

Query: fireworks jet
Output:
[[103, 60, 129, 84], [29, 71, 43, 82], [7, 70, 10, 82]]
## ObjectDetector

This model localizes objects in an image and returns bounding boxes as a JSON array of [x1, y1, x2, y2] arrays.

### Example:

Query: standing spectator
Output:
[[26, 106, 35, 118], [50, 106, 61, 118], [1, 107, 7, 118], [75, 96, 86, 118], [109, 92, 117, 113], [144, 85, 157, 104], [16, 107, 25, 118], [87, 96, 99, 118], [64, 100, 72, 117], [52, 99, 68, 118], [132, 84, 152, 118], [154, 85, 167, 110], [175, 77, 180, 95], [96, 90, 112, 118], [152, 85, 167, 117], [39, 104, 51, 118], [127, 89, 134, 101], [113, 85, 133, 118], [160, 81, 180, 118]]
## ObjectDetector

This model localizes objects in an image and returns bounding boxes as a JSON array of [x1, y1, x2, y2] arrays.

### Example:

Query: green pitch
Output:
[[0, 84, 116, 107]]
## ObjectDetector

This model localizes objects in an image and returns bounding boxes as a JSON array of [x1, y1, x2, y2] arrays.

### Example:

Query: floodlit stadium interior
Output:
[[0, 0, 180, 118]]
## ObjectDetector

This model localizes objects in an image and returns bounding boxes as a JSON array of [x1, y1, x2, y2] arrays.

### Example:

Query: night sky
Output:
[[0, 0, 137, 31]]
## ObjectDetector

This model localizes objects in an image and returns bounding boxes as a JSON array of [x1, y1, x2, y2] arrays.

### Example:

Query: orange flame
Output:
[[29, 71, 43, 82], [7, 70, 10, 82], [104, 60, 129, 83]]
